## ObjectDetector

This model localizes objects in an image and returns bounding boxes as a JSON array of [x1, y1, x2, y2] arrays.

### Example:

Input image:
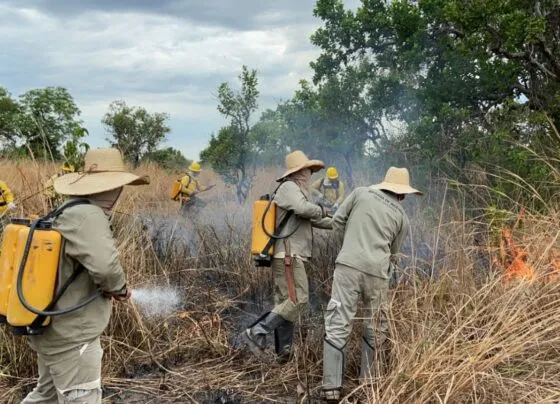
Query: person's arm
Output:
[[60, 207, 127, 295], [195, 180, 208, 192], [311, 178, 323, 198], [275, 181, 324, 220], [181, 176, 194, 196], [336, 181, 346, 205], [1, 182, 14, 203], [332, 189, 357, 241], [311, 216, 333, 229], [391, 215, 410, 254]]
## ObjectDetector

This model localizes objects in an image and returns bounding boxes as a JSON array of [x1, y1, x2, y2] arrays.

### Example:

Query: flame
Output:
[[497, 227, 536, 282]]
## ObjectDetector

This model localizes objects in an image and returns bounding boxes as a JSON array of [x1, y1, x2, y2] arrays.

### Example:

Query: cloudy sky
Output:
[[0, 0, 359, 160]]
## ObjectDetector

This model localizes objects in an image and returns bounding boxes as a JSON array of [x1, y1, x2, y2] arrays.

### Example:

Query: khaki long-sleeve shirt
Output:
[[28, 201, 126, 355], [333, 187, 409, 279], [273, 181, 332, 259]]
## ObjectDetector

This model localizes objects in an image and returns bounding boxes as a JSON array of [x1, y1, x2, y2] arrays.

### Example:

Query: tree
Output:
[[0, 87, 83, 160], [103, 100, 170, 167], [63, 126, 90, 170], [142, 147, 190, 171], [200, 66, 259, 203], [309, 0, 560, 194]]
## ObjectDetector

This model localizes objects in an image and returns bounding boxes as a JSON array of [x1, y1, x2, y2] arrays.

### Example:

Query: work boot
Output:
[[274, 320, 294, 364], [322, 337, 345, 403], [320, 389, 341, 404], [359, 337, 389, 384], [240, 312, 285, 362]]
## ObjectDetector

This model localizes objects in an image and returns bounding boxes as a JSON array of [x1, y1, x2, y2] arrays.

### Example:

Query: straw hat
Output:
[[277, 150, 324, 182], [371, 167, 422, 195], [54, 148, 150, 196]]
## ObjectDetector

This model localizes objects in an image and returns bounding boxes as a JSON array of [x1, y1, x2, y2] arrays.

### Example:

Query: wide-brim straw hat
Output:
[[277, 150, 324, 182], [54, 148, 150, 196], [371, 167, 422, 195]]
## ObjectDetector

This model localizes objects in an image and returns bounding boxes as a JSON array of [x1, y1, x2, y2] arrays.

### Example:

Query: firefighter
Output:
[[0, 180, 16, 231], [44, 163, 75, 209], [178, 162, 213, 215], [312, 166, 346, 213], [321, 167, 421, 403], [240, 150, 332, 363], [22, 148, 149, 404]]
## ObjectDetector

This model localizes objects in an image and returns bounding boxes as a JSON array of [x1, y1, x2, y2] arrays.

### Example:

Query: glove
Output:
[[333, 204, 339, 210], [8, 202, 16, 210], [318, 203, 328, 218], [103, 285, 131, 302]]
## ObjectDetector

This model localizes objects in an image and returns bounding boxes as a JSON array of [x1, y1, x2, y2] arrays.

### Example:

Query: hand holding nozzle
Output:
[[103, 286, 131, 301]]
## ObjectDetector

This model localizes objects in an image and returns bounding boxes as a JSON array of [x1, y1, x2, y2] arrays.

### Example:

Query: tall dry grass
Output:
[[1, 159, 560, 403]]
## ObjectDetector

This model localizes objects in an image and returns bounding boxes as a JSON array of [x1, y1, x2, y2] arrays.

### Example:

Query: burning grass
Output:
[[2, 160, 560, 403]]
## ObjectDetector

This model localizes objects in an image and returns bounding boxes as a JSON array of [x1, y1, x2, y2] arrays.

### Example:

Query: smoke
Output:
[[131, 287, 181, 318]]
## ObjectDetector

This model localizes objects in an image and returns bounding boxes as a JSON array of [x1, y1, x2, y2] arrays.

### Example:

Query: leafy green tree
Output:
[[0, 87, 21, 148], [63, 127, 90, 170], [309, 0, 560, 196], [142, 147, 190, 171], [103, 100, 170, 167], [200, 66, 259, 203], [1, 87, 83, 160]]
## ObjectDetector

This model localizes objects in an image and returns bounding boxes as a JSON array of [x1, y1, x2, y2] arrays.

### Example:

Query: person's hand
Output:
[[318, 203, 328, 218], [333, 204, 339, 210], [8, 202, 16, 210], [103, 287, 131, 301]]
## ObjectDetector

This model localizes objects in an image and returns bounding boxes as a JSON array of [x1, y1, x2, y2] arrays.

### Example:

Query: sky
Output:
[[0, 0, 359, 160]]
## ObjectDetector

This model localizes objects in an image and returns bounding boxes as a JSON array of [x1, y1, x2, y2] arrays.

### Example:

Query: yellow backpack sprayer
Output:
[[170, 179, 182, 201], [251, 183, 297, 267], [0, 199, 102, 335], [0, 218, 30, 324]]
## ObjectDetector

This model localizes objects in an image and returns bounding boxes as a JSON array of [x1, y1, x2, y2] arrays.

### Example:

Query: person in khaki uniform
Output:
[[241, 150, 331, 363], [22, 148, 149, 404], [321, 167, 421, 403], [312, 166, 346, 213]]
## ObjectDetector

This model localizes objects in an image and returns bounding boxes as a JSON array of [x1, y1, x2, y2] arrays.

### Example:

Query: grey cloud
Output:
[[4, 0, 318, 29]]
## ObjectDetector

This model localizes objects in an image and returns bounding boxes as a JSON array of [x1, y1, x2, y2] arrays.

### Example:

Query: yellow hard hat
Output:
[[61, 163, 75, 173], [326, 166, 339, 180], [188, 162, 201, 173]]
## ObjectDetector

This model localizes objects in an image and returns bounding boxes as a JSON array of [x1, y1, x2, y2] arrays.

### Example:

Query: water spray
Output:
[[130, 287, 181, 318]]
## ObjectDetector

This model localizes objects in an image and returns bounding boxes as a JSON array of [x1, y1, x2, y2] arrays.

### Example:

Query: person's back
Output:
[[322, 168, 420, 403], [334, 187, 409, 280]]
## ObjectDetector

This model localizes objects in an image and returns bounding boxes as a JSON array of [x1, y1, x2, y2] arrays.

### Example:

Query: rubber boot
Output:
[[359, 337, 389, 384], [240, 312, 285, 362], [274, 320, 294, 364], [321, 337, 345, 403]]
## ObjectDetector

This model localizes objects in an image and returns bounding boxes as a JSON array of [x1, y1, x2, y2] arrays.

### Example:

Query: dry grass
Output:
[[2, 160, 560, 403]]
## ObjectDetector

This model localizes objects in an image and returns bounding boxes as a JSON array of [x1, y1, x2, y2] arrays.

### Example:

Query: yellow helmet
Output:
[[326, 166, 338, 180], [188, 162, 202, 173], [61, 163, 75, 173]]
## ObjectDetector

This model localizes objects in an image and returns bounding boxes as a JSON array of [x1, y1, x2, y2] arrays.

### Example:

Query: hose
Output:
[[261, 195, 300, 240], [16, 218, 101, 317]]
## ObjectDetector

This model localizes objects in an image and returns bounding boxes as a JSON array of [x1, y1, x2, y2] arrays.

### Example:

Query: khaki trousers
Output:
[[323, 265, 389, 389], [271, 257, 309, 322], [22, 338, 103, 404]]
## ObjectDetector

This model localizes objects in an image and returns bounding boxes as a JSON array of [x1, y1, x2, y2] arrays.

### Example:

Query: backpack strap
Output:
[[26, 199, 92, 332]]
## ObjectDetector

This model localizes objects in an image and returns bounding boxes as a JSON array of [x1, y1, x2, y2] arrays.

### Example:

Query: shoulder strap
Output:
[[45, 198, 91, 221], [28, 264, 86, 331]]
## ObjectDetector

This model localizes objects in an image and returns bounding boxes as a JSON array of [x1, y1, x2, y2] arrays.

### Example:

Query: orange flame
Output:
[[498, 227, 536, 282]]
